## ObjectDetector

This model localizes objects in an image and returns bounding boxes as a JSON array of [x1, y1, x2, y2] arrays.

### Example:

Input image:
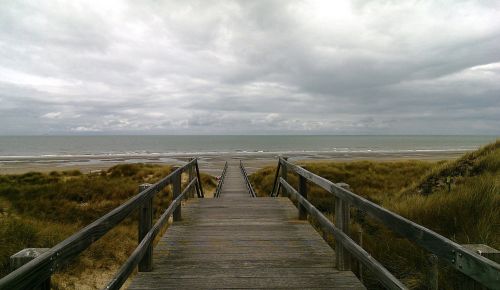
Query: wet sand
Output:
[[0, 150, 466, 176]]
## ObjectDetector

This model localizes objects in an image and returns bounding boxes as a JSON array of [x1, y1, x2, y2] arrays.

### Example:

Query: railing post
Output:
[[10, 248, 50, 290], [138, 183, 153, 272], [358, 229, 364, 283], [280, 157, 288, 197], [462, 244, 500, 290], [271, 161, 281, 197], [188, 158, 195, 199], [428, 254, 438, 290], [195, 159, 204, 198], [298, 175, 308, 220], [335, 183, 351, 271], [173, 171, 182, 221]]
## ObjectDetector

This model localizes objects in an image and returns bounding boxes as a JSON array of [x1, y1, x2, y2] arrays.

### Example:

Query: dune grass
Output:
[[251, 160, 435, 210], [0, 163, 216, 289], [249, 140, 499, 289]]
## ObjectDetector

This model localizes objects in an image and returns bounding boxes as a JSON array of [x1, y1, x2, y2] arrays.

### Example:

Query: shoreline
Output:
[[0, 150, 466, 175]]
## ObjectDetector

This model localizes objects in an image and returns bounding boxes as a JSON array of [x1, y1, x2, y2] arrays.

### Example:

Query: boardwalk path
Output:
[[128, 162, 364, 289], [219, 161, 248, 198]]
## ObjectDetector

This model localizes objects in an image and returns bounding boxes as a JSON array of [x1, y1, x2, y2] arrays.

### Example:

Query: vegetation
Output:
[[0, 163, 216, 289], [251, 159, 435, 208], [249, 140, 499, 289]]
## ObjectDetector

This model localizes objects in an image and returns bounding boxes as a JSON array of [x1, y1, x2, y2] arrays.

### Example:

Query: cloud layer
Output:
[[1, 0, 499, 134]]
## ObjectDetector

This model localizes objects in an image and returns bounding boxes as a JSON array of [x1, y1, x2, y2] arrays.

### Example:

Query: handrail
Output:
[[280, 178, 405, 290], [240, 160, 256, 197], [271, 160, 281, 197], [0, 158, 204, 290], [106, 178, 197, 289], [214, 161, 228, 198], [274, 157, 500, 289]]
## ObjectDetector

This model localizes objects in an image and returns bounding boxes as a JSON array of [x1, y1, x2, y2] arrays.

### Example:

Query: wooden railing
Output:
[[0, 158, 205, 290], [271, 157, 500, 290], [214, 161, 228, 198], [240, 160, 256, 197]]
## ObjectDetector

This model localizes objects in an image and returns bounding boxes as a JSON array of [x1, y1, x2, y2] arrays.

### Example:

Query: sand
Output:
[[0, 150, 466, 175]]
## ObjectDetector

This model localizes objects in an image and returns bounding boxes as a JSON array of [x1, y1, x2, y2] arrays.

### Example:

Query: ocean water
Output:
[[0, 135, 497, 159]]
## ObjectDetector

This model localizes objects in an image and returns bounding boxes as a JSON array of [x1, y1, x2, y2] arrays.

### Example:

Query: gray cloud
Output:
[[0, 0, 499, 134]]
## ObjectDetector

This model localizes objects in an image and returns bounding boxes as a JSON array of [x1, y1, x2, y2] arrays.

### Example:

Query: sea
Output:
[[0, 135, 497, 160]]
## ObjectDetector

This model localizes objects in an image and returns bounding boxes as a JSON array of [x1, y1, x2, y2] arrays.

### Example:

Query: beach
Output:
[[0, 150, 466, 176], [2, 135, 495, 175]]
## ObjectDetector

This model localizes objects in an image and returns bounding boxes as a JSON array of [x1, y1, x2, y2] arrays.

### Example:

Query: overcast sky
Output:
[[1, 0, 499, 135]]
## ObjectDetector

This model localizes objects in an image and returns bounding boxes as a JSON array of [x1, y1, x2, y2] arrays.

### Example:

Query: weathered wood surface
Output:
[[10, 249, 50, 290], [218, 161, 249, 198], [138, 183, 153, 272], [128, 174, 364, 290]]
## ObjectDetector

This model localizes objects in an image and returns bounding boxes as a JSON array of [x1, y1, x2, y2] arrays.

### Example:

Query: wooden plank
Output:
[[187, 158, 195, 199], [280, 157, 288, 197], [129, 276, 363, 289], [138, 184, 153, 272], [131, 267, 343, 278], [271, 161, 281, 197], [195, 160, 204, 198], [335, 197, 350, 270], [9, 249, 50, 290], [462, 244, 500, 289], [173, 171, 182, 221], [160, 239, 328, 246], [298, 175, 307, 220], [129, 277, 363, 288], [151, 259, 336, 271]]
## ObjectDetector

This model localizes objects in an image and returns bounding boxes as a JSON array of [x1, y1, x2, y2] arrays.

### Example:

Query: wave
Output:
[[0, 147, 478, 161]]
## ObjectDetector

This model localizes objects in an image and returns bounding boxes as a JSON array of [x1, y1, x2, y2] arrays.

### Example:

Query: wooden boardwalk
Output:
[[219, 161, 249, 198], [128, 163, 364, 289]]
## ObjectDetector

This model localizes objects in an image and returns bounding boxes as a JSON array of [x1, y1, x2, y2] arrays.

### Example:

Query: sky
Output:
[[0, 0, 499, 135]]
